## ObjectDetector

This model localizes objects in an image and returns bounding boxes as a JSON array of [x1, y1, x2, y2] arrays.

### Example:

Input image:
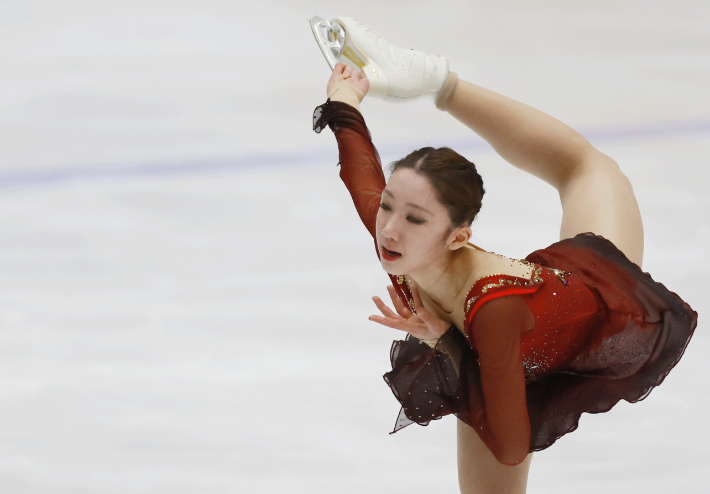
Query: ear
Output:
[[447, 225, 472, 250]]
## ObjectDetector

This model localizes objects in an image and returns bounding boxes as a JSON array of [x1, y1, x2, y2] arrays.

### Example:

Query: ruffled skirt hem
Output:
[[384, 233, 697, 452]]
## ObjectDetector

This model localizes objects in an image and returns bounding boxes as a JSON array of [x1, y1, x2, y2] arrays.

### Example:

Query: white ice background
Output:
[[0, 1, 708, 493]]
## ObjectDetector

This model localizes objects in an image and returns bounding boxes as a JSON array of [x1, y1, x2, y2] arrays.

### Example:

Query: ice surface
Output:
[[0, 1, 708, 493]]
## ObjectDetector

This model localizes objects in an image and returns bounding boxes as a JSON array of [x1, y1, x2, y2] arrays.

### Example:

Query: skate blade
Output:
[[309, 16, 368, 72]]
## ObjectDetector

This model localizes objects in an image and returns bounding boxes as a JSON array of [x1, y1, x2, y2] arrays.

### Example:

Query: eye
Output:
[[407, 215, 425, 224], [379, 202, 391, 211]]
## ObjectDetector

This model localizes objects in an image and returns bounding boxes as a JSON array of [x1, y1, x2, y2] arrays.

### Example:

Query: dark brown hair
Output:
[[388, 147, 485, 227]]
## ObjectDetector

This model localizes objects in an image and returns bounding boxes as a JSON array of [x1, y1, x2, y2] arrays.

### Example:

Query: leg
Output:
[[443, 79, 644, 266], [316, 18, 642, 262], [457, 419, 532, 494]]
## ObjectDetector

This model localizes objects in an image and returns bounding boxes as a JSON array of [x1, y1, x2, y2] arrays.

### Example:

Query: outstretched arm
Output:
[[314, 64, 385, 238]]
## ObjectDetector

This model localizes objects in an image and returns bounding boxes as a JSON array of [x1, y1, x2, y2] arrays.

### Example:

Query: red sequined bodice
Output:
[[314, 99, 696, 467], [462, 266, 602, 380]]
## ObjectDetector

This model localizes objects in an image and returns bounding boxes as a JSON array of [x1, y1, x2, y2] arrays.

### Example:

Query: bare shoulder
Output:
[[467, 247, 534, 284]]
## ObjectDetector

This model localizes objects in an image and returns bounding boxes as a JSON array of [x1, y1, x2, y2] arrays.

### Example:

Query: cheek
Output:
[[375, 209, 384, 235], [412, 227, 449, 254]]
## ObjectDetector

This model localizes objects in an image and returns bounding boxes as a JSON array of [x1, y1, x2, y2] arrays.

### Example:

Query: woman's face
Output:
[[375, 168, 458, 276]]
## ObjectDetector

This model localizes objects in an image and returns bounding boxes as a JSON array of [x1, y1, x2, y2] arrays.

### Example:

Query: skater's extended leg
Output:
[[457, 420, 532, 494], [311, 17, 642, 263], [444, 79, 644, 266]]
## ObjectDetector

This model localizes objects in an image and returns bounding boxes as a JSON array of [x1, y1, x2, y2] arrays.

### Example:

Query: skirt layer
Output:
[[384, 233, 697, 452], [522, 233, 697, 450]]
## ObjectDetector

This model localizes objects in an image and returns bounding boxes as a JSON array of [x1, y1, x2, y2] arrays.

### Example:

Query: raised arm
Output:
[[312, 64, 385, 239]]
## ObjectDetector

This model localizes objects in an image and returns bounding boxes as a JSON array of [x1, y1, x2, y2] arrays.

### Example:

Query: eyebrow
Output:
[[383, 189, 433, 215]]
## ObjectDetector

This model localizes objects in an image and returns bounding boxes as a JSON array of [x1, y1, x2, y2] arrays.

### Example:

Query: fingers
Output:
[[331, 64, 364, 83], [372, 296, 402, 320], [411, 284, 426, 311], [356, 74, 370, 99], [368, 315, 406, 330], [368, 314, 431, 340], [328, 64, 368, 101], [387, 285, 412, 318], [328, 63, 347, 85], [409, 284, 439, 323], [331, 63, 353, 81]]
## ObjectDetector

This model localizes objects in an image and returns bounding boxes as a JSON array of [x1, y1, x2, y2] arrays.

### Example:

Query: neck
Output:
[[408, 247, 476, 313]]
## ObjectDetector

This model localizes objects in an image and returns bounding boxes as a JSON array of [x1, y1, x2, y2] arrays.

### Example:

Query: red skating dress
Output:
[[313, 100, 698, 466]]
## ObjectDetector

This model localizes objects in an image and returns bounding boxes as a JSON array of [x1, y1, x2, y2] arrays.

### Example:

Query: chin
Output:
[[379, 259, 406, 276]]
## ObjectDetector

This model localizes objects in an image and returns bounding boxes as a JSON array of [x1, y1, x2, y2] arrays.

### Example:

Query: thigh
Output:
[[558, 151, 644, 267], [457, 419, 532, 494]]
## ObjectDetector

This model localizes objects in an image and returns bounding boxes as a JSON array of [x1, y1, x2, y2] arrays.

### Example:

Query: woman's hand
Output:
[[327, 63, 369, 107], [369, 284, 451, 342]]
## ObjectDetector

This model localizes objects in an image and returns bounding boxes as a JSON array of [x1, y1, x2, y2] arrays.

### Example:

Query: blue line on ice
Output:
[[1, 118, 708, 189]]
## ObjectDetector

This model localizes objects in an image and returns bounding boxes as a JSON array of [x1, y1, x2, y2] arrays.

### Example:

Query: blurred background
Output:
[[0, 1, 708, 492]]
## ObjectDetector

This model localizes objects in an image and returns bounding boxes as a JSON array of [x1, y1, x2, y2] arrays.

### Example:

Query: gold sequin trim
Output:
[[465, 296, 479, 313], [464, 260, 544, 314], [546, 267, 569, 284], [396, 275, 417, 314]]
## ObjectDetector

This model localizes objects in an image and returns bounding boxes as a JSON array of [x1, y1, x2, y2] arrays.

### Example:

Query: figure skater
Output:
[[311, 17, 697, 494]]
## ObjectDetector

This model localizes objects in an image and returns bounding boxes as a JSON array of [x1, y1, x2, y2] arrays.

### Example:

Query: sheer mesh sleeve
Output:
[[384, 295, 534, 466], [313, 100, 386, 239], [312, 100, 531, 460], [459, 295, 533, 465]]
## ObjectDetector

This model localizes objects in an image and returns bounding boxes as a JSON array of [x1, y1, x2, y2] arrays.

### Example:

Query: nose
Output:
[[381, 215, 399, 241]]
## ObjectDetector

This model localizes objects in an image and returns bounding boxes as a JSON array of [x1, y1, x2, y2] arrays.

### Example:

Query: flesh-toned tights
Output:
[[445, 80, 644, 494]]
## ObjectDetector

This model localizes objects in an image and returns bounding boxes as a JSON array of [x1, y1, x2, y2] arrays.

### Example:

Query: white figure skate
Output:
[[309, 16, 449, 103]]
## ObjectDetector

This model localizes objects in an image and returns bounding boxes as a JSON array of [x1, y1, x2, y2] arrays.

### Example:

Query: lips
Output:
[[381, 246, 402, 262]]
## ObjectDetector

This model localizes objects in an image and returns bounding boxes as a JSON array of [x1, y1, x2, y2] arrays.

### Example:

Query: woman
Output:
[[312, 18, 696, 494]]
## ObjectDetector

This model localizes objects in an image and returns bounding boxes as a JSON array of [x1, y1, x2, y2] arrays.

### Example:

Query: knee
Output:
[[579, 148, 622, 177], [561, 150, 627, 195]]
